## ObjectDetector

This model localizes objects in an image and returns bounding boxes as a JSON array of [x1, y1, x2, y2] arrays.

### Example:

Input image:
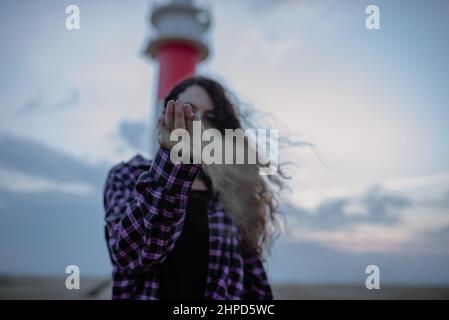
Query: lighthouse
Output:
[[145, 0, 212, 155]]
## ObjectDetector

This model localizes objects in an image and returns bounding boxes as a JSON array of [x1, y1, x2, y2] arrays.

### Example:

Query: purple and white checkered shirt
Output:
[[103, 147, 273, 300]]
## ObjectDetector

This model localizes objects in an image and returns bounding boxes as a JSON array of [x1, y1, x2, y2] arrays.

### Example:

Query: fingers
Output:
[[173, 99, 186, 129], [184, 104, 193, 134], [165, 100, 174, 129], [157, 114, 164, 127], [192, 111, 200, 122], [164, 99, 195, 132], [192, 111, 202, 131]]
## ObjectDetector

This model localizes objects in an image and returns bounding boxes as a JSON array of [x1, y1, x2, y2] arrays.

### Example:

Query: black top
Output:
[[158, 190, 211, 300]]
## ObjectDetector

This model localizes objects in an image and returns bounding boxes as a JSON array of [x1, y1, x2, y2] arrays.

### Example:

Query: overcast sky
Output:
[[1, 0, 449, 284]]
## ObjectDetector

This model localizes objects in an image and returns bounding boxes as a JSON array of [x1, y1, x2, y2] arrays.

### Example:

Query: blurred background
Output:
[[1, 0, 449, 299]]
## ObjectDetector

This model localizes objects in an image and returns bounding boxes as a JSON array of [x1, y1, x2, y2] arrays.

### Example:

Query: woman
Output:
[[103, 76, 286, 300]]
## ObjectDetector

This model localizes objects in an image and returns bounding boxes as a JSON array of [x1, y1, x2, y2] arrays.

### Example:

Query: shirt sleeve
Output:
[[103, 147, 201, 272], [242, 251, 274, 300]]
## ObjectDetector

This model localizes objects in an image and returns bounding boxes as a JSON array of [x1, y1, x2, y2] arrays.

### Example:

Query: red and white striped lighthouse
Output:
[[145, 0, 211, 155]]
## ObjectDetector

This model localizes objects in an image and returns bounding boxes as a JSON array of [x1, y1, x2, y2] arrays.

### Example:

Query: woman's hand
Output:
[[157, 99, 197, 150]]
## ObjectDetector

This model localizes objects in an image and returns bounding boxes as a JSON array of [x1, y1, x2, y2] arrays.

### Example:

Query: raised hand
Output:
[[157, 99, 195, 150]]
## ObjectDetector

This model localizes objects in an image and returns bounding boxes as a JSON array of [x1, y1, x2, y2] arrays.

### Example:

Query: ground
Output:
[[1, 275, 448, 299]]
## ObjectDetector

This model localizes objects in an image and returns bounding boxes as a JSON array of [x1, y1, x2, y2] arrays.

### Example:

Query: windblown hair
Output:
[[163, 76, 289, 260]]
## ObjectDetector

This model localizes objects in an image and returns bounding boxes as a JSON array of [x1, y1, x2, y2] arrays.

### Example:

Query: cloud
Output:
[[346, 185, 411, 224], [0, 168, 94, 195], [18, 95, 42, 114], [282, 176, 449, 254], [0, 133, 110, 275], [414, 224, 449, 255], [0, 133, 107, 186], [16, 90, 80, 115], [285, 185, 411, 231], [118, 120, 148, 151]]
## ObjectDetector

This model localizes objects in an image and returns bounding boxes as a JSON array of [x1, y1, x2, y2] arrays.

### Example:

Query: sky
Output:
[[0, 0, 449, 285]]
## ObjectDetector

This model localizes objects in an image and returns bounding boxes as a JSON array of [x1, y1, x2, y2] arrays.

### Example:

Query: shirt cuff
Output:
[[136, 147, 201, 194]]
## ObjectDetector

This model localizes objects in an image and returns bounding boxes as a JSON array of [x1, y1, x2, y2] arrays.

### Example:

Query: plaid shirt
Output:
[[103, 147, 273, 300]]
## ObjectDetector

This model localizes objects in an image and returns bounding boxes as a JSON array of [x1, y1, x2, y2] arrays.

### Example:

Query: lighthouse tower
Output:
[[145, 0, 212, 155]]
